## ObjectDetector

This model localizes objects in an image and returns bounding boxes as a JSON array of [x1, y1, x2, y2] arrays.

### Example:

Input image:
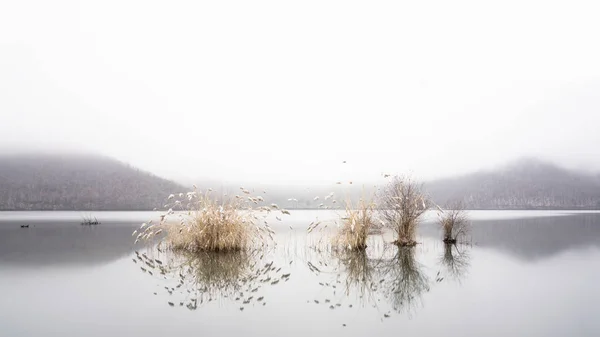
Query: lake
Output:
[[1, 210, 599, 336]]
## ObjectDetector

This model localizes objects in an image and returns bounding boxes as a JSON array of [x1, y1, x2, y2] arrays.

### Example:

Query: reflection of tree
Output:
[[307, 244, 432, 316], [439, 244, 470, 282], [134, 247, 288, 310], [381, 247, 429, 316]]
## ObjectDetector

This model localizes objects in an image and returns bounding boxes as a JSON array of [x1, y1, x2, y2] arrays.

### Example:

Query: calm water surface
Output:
[[1, 210, 599, 337]]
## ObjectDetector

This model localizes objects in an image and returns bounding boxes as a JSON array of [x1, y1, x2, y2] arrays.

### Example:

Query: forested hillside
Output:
[[2, 154, 599, 210], [425, 158, 600, 209], [0, 153, 184, 210]]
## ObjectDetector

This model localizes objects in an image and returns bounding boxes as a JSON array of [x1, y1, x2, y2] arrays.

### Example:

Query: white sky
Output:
[[1, 0, 600, 185]]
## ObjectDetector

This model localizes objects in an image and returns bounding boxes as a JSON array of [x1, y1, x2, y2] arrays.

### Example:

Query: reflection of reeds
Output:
[[336, 250, 379, 301], [381, 247, 429, 315], [303, 245, 388, 310], [439, 244, 470, 282], [138, 246, 288, 310], [174, 250, 253, 298]]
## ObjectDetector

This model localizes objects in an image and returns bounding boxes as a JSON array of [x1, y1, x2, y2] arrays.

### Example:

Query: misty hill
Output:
[[0, 153, 184, 210], [193, 158, 600, 210], [425, 158, 600, 209], [3, 154, 599, 211]]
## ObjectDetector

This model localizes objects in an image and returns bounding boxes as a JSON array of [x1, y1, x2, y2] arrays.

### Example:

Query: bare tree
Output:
[[379, 176, 429, 246], [436, 200, 470, 244]]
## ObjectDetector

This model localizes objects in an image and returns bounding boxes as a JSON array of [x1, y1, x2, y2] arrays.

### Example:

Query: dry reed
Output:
[[333, 196, 377, 250], [135, 187, 278, 253]]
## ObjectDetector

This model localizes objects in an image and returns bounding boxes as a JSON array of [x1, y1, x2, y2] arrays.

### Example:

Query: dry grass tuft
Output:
[[333, 196, 376, 251], [136, 188, 277, 253], [379, 176, 429, 246], [436, 201, 470, 244]]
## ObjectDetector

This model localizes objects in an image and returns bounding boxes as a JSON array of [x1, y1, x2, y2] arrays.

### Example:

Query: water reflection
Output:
[[3, 211, 600, 337], [0, 220, 144, 266], [419, 213, 600, 261], [438, 244, 471, 283], [336, 249, 379, 298], [304, 243, 455, 319], [381, 247, 430, 316], [134, 246, 290, 311], [331, 248, 390, 312]]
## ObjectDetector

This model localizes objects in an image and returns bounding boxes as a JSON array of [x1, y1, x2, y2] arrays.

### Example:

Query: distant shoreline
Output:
[[2, 207, 600, 212]]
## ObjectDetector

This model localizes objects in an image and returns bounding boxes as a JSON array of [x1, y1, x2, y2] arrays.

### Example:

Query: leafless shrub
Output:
[[379, 176, 429, 246], [436, 201, 470, 244]]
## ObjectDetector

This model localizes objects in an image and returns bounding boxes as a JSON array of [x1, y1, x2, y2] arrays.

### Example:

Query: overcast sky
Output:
[[1, 0, 599, 185]]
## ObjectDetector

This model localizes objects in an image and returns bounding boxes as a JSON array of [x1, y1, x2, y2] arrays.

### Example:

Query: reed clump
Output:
[[436, 201, 470, 244], [166, 195, 253, 253], [333, 197, 376, 251], [135, 188, 276, 253], [379, 176, 429, 246]]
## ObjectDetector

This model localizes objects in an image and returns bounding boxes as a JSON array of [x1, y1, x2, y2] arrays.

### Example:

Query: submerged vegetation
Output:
[[436, 201, 470, 244], [379, 176, 429, 246], [81, 214, 100, 226]]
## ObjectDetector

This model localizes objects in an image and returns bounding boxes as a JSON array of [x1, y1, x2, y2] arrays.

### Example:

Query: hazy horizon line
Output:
[[1, 149, 597, 187]]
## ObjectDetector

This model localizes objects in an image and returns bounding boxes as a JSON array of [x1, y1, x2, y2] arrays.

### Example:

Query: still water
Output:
[[0, 210, 599, 337]]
